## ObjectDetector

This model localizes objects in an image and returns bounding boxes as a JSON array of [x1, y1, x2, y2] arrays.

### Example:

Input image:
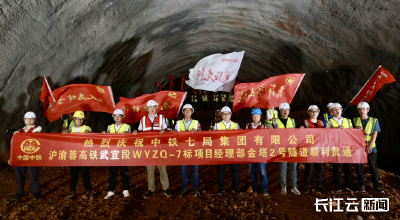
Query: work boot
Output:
[[281, 187, 287, 195], [217, 188, 225, 196], [164, 189, 172, 197], [104, 191, 114, 199], [316, 186, 327, 192], [179, 190, 187, 198], [193, 189, 201, 197], [291, 187, 301, 195], [144, 190, 155, 199], [11, 193, 24, 200], [122, 190, 129, 197]]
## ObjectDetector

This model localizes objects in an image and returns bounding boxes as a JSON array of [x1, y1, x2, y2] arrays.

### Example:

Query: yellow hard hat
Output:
[[73, 111, 85, 119]]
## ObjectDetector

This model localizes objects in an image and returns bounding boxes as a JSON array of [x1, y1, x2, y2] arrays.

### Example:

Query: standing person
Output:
[[300, 105, 326, 193], [62, 113, 75, 132], [213, 92, 219, 110], [103, 109, 131, 199], [264, 108, 278, 127], [175, 104, 202, 197], [201, 91, 208, 111], [323, 103, 334, 126], [62, 111, 93, 200], [228, 93, 234, 108], [221, 93, 227, 106], [326, 103, 361, 193], [270, 102, 301, 195], [245, 108, 269, 196], [132, 100, 171, 199], [9, 112, 41, 200], [191, 91, 198, 107], [210, 109, 222, 130], [214, 106, 241, 195], [353, 102, 384, 193]]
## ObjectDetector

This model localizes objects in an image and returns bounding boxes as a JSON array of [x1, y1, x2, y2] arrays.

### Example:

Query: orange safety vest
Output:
[[141, 114, 164, 132]]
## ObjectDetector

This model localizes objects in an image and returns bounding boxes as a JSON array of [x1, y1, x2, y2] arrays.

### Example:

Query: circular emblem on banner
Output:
[[285, 76, 295, 85], [96, 86, 105, 93], [20, 139, 41, 154]]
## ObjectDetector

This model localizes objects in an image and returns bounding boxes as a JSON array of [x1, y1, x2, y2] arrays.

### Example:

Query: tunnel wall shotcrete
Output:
[[0, 0, 399, 173]]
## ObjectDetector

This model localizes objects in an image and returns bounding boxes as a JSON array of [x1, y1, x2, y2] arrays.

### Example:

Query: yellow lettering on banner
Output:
[[160, 150, 167, 158], [84, 139, 93, 148], [310, 147, 319, 156], [57, 95, 65, 105], [117, 139, 127, 147], [90, 150, 98, 160], [134, 139, 144, 147], [220, 136, 229, 146], [100, 139, 110, 148], [206, 149, 212, 158], [238, 91, 248, 103], [132, 150, 142, 158], [279, 148, 286, 157], [195, 149, 204, 158], [87, 94, 103, 102], [248, 148, 256, 158], [144, 150, 150, 158], [299, 147, 308, 157], [321, 147, 330, 157], [152, 150, 158, 158], [259, 148, 268, 158], [225, 149, 234, 158], [254, 135, 263, 145], [288, 147, 297, 157], [78, 93, 87, 100], [151, 138, 160, 147], [270, 149, 275, 157], [100, 150, 109, 160], [29, 155, 35, 160], [288, 135, 297, 144], [277, 86, 285, 99], [168, 138, 178, 147], [214, 149, 223, 158], [248, 88, 255, 97], [176, 150, 181, 158], [122, 150, 130, 159], [203, 137, 212, 146], [268, 84, 276, 99], [183, 149, 192, 159], [111, 150, 120, 160], [237, 148, 245, 158], [23, 155, 29, 161], [342, 147, 352, 157], [237, 136, 246, 146], [79, 150, 87, 160], [332, 147, 340, 156], [185, 137, 195, 146], [69, 150, 77, 160], [17, 155, 23, 160], [305, 135, 315, 144], [168, 92, 177, 99], [58, 150, 67, 160], [161, 102, 170, 110], [257, 84, 267, 98], [271, 135, 280, 145], [36, 155, 42, 160], [49, 150, 57, 160], [67, 94, 76, 102]]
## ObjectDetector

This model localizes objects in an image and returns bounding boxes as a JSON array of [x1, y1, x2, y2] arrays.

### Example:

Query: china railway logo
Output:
[[20, 139, 41, 154], [285, 76, 295, 85], [96, 86, 105, 93]]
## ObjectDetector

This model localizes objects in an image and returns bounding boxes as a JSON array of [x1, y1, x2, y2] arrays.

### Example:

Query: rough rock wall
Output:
[[0, 0, 399, 172]]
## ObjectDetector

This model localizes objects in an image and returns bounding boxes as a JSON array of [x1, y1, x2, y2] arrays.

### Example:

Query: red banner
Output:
[[350, 66, 396, 105], [115, 91, 187, 124], [232, 74, 304, 112], [39, 77, 61, 122], [10, 129, 367, 166], [51, 84, 115, 115]]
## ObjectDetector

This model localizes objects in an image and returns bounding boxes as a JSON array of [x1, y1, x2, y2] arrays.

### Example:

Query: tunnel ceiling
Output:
[[1, 0, 400, 169]]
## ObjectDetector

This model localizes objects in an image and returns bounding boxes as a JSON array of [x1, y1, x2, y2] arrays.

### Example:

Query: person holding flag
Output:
[[265, 108, 278, 128], [102, 109, 131, 199], [62, 113, 74, 132], [245, 108, 269, 196], [353, 102, 384, 193], [270, 102, 301, 195], [132, 100, 171, 199], [214, 106, 241, 196], [322, 103, 334, 126], [326, 103, 362, 193], [300, 105, 326, 193], [174, 104, 202, 197], [62, 111, 94, 200], [9, 112, 41, 200]]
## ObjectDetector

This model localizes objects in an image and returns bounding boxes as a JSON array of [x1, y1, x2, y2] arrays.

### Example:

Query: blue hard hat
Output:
[[251, 108, 262, 115]]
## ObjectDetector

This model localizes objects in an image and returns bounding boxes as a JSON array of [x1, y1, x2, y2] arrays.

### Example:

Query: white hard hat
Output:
[[357, 102, 370, 109], [146, 100, 158, 108], [330, 103, 343, 110], [24, 111, 36, 119], [182, 104, 194, 113], [307, 105, 320, 113], [326, 103, 334, 108], [279, 102, 290, 110], [221, 106, 232, 113], [112, 109, 125, 117]]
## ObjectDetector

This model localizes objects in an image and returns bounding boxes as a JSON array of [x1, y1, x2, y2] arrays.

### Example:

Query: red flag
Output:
[[115, 91, 187, 123], [157, 82, 162, 91], [181, 77, 185, 92], [168, 74, 175, 90], [232, 73, 305, 112], [39, 77, 61, 122], [350, 66, 396, 105], [51, 84, 115, 115], [235, 80, 239, 85]]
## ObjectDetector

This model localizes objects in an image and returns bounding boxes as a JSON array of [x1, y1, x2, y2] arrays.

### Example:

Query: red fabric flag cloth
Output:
[[168, 74, 175, 90], [181, 77, 185, 92], [350, 66, 396, 105], [39, 77, 61, 122], [157, 82, 162, 91], [115, 91, 187, 123], [51, 84, 115, 115], [232, 73, 305, 112]]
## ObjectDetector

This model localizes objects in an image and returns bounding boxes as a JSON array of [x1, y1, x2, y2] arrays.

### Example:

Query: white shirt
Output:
[[138, 113, 168, 131], [22, 125, 42, 133]]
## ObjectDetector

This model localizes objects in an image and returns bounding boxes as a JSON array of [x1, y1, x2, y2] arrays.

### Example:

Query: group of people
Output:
[[9, 99, 384, 201]]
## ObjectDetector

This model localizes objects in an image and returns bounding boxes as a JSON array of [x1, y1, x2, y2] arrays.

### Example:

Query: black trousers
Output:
[[70, 167, 91, 192], [368, 152, 380, 187], [14, 167, 40, 195], [304, 163, 323, 187], [108, 166, 130, 192], [332, 163, 365, 189]]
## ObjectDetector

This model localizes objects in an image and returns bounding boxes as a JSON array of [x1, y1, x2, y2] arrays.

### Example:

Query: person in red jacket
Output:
[[300, 105, 326, 193], [9, 112, 41, 200]]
